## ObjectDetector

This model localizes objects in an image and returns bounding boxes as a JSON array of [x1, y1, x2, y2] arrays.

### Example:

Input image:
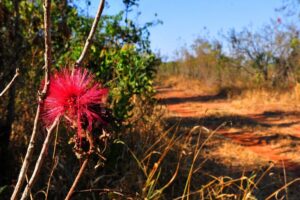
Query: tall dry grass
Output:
[[2, 93, 300, 199]]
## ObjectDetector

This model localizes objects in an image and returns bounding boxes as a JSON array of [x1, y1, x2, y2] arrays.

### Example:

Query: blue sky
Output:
[[78, 0, 293, 60]]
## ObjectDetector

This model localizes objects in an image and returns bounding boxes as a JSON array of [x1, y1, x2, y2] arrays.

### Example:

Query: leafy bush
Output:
[[54, 9, 161, 121], [96, 45, 159, 120]]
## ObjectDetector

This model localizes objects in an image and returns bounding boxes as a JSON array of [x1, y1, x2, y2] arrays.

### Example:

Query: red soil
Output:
[[157, 86, 300, 170]]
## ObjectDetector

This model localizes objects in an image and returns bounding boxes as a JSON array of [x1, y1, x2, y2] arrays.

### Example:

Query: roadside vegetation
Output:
[[1, 0, 300, 199]]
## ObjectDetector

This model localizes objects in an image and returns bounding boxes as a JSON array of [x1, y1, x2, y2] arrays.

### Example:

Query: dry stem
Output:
[[20, 118, 59, 200], [64, 158, 89, 200], [45, 121, 60, 200], [75, 0, 105, 67], [64, 131, 95, 200], [0, 68, 19, 97], [73, 188, 138, 198], [10, 0, 52, 199]]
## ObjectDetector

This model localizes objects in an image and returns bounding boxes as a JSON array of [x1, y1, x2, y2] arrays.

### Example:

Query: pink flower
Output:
[[41, 67, 108, 137]]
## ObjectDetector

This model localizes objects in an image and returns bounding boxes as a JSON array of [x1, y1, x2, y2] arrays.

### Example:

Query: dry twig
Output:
[[64, 158, 90, 200], [10, 0, 52, 199], [73, 188, 139, 199], [64, 131, 95, 200], [0, 68, 19, 97], [45, 121, 60, 200], [64, 130, 108, 199], [20, 118, 59, 200], [75, 0, 105, 67]]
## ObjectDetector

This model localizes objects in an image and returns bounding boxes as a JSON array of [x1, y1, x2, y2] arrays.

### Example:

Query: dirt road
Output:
[[157, 85, 300, 170]]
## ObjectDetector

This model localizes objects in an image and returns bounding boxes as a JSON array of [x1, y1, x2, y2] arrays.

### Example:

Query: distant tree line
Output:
[[159, 12, 300, 89]]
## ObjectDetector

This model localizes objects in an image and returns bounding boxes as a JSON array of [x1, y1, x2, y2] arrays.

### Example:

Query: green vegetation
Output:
[[159, 20, 300, 90], [1, 0, 300, 199]]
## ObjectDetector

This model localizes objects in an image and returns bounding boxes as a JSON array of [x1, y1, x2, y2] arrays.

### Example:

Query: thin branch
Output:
[[41, 0, 52, 96], [45, 121, 60, 200], [45, 156, 58, 200], [64, 158, 89, 200], [22, 159, 33, 200], [20, 118, 59, 200], [64, 131, 94, 200], [10, 0, 52, 199], [73, 188, 140, 198], [75, 0, 105, 67], [10, 104, 41, 200], [0, 68, 19, 97]]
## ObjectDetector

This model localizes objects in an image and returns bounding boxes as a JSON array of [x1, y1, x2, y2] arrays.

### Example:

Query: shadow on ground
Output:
[[157, 88, 230, 105], [164, 113, 300, 130], [162, 122, 300, 199], [158, 85, 300, 199], [163, 113, 300, 171]]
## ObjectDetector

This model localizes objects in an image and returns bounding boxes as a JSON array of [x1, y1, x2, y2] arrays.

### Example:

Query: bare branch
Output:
[[41, 0, 52, 97], [73, 188, 139, 198], [10, 105, 41, 200], [11, 0, 52, 199], [0, 68, 19, 97], [75, 0, 105, 67], [20, 118, 59, 200], [65, 131, 94, 200], [64, 158, 89, 200], [45, 122, 60, 200]]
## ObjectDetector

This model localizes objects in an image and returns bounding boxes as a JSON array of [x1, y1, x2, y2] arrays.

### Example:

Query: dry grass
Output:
[[3, 75, 300, 199], [156, 75, 219, 95], [3, 105, 299, 199], [233, 88, 299, 108], [207, 141, 269, 168], [153, 74, 300, 199]]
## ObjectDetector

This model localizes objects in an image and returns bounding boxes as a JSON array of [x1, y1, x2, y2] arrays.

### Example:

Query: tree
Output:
[[228, 21, 300, 85], [228, 28, 273, 81]]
